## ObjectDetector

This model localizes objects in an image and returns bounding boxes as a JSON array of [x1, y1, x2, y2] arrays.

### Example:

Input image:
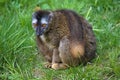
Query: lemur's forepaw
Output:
[[44, 62, 52, 68]]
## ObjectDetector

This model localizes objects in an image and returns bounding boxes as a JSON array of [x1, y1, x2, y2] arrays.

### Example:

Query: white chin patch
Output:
[[32, 18, 37, 24], [41, 18, 48, 24]]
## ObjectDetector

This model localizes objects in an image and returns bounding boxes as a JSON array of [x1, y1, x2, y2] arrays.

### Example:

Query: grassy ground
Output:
[[0, 0, 120, 80]]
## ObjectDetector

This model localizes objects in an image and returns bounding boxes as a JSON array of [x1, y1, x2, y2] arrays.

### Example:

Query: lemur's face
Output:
[[32, 10, 53, 36]]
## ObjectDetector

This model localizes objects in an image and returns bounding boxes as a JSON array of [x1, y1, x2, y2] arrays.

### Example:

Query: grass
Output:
[[0, 0, 120, 80]]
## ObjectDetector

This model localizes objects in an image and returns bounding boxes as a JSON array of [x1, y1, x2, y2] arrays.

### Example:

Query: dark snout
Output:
[[36, 26, 42, 36], [36, 26, 45, 36]]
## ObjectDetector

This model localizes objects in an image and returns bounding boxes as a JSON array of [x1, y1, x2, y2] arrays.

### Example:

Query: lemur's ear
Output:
[[33, 6, 41, 12]]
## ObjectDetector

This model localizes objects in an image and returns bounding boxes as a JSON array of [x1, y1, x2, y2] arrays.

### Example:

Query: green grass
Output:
[[0, 0, 120, 80]]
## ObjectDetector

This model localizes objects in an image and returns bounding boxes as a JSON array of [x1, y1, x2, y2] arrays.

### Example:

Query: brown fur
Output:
[[33, 9, 96, 69]]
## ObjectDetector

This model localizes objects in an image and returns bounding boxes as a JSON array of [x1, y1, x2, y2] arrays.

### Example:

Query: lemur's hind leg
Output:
[[52, 36, 84, 70]]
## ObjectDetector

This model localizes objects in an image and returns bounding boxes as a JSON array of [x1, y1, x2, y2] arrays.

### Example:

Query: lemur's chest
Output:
[[40, 35, 46, 43], [40, 35, 55, 49]]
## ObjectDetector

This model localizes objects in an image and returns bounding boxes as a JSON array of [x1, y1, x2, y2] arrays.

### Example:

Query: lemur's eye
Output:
[[41, 24, 47, 27], [33, 23, 38, 28]]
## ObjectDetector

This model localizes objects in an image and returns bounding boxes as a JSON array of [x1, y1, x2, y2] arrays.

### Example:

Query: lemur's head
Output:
[[32, 10, 53, 36]]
